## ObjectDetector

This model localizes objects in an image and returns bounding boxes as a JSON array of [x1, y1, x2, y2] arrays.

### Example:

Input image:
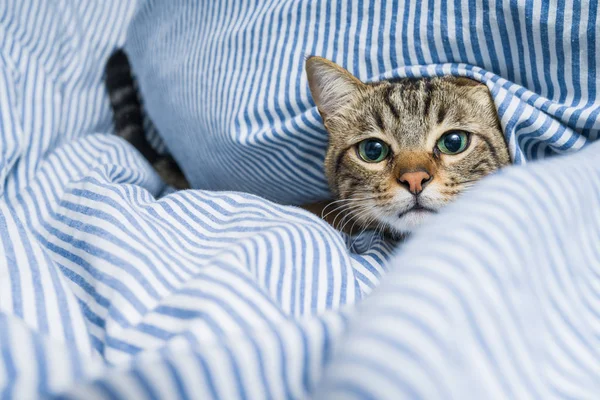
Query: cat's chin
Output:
[[387, 208, 436, 233]]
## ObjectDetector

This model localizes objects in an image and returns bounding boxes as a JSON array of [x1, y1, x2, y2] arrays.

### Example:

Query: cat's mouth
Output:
[[398, 204, 437, 218]]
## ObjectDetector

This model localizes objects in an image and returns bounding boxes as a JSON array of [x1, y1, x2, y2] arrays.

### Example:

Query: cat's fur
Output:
[[105, 50, 190, 190], [305, 57, 511, 235]]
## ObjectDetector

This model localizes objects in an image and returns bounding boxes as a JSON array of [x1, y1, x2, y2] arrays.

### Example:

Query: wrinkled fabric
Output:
[[0, 0, 598, 399], [128, 0, 598, 204]]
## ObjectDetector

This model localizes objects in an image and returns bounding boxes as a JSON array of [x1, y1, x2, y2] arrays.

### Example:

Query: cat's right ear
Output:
[[306, 56, 365, 120]]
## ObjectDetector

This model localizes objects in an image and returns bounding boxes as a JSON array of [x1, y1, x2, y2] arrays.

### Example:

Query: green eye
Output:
[[358, 139, 390, 163], [436, 131, 469, 154]]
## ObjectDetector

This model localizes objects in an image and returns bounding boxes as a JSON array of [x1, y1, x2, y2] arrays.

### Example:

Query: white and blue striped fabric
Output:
[[127, 0, 598, 205], [0, 0, 599, 399]]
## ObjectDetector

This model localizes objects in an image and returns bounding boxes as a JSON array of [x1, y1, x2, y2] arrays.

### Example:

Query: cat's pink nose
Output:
[[398, 171, 431, 195]]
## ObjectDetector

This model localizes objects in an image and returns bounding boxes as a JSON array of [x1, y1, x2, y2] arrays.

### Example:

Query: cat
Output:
[[304, 57, 511, 236], [104, 51, 510, 236], [104, 49, 190, 190]]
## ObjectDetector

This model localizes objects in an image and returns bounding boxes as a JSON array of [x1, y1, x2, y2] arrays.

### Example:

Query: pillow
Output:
[[126, 0, 598, 205]]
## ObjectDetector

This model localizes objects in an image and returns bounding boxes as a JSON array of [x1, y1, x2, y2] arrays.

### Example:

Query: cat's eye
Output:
[[357, 139, 390, 163], [437, 131, 469, 155]]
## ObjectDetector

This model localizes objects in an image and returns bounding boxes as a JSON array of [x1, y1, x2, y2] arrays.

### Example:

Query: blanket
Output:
[[127, 0, 596, 204], [0, 0, 599, 399]]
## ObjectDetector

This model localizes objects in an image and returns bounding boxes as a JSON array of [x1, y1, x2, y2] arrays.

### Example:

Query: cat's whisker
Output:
[[329, 199, 377, 228], [350, 229, 368, 251], [322, 204, 353, 220], [349, 208, 382, 250], [373, 225, 388, 247], [339, 206, 372, 234], [367, 212, 388, 250], [322, 202, 361, 221], [329, 202, 369, 226], [337, 205, 372, 232], [335, 204, 370, 234], [349, 212, 381, 249], [332, 205, 359, 230], [348, 215, 370, 243], [320, 195, 378, 215], [326, 195, 379, 205], [454, 179, 482, 185], [320, 198, 361, 208], [347, 204, 387, 240], [321, 198, 375, 219]]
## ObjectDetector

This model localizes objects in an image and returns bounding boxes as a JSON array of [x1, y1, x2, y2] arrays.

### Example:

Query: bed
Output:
[[0, 0, 599, 398]]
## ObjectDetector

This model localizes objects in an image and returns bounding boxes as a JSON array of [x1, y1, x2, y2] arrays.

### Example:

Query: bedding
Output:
[[0, 0, 598, 399], [128, 0, 596, 205]]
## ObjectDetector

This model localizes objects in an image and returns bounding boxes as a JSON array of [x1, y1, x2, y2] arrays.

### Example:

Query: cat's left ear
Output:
[[451, 77, 495, 102], [306, 56, 366, 120], [451, 77, 486, 87]]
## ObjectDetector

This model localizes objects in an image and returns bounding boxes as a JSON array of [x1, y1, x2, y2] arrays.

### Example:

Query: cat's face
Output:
[[306, 57, 511, 234]]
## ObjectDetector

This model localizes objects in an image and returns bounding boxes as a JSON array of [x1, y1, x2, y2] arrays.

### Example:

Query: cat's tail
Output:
[[104, 49, 160, 163], [104, 50, 189, 190]]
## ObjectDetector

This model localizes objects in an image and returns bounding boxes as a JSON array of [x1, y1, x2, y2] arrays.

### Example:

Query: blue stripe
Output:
[[555, 0, 568, 102], [413, 0, 425, 65], [495, 0, 516, 82], [467, 0, 485, 67], [523, 0, 541, 93], [0, 212, 22, 318], [539, 1, 555, 100], [400, 0, 412, 66], [439, 0, 454, 61], [163, 352, 190, 400], [0, 318, 16, 400], [569, 0, 581, 104], [131, 369, 160, 400], [586, 0, 598, 105], [508, 0, 528, 89], [453, 0, 468, 62]]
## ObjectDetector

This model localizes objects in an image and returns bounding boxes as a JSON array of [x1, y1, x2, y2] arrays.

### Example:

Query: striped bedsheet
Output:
[[0, 0, 599, 399], [127, 0, 597, 205]]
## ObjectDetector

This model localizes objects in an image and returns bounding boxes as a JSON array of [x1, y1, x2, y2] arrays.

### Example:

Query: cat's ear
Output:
[[306, 56, 366, 120], [450, 77, 492, 93], [451, 76, 494, 102], [450, 77, 486, 87]]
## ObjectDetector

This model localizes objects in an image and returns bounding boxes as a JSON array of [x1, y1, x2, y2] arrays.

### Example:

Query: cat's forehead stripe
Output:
[[437, 105, 447, 125], [373, 107, 386, 132], [384, 86, 401, 119], [422, 81, 433, 118]]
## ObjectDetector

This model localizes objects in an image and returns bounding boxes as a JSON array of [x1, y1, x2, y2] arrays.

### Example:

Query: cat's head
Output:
[[306, 57, 511, 234]]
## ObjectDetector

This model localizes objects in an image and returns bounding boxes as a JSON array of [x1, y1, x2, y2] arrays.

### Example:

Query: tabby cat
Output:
[[305, 57, 511, 235], [104, 51, 510, 236]]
